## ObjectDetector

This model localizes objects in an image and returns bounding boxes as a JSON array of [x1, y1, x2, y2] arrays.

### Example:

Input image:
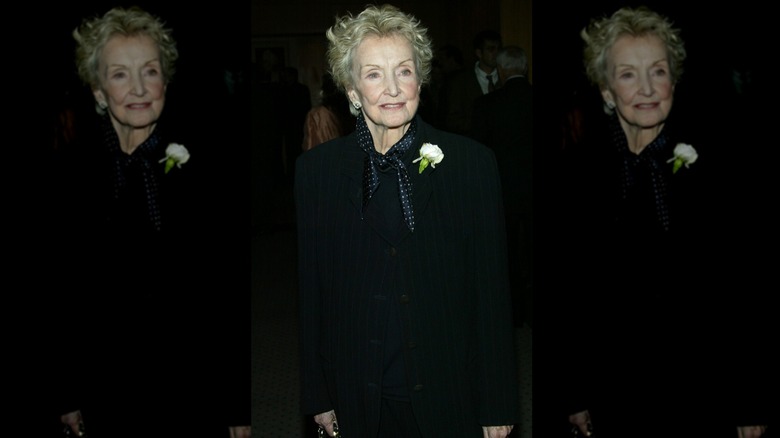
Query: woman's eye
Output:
[[399, 69, 412, 76], [111, 72, 126, 79], [653, 68, 667, 76], [619, 71, 634, 79]]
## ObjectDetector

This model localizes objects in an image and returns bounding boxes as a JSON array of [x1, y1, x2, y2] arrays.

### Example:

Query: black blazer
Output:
[[296, 117, 520, 436]]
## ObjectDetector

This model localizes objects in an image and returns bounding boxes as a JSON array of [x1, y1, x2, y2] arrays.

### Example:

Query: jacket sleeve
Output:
[[295, 152, 334, 416]]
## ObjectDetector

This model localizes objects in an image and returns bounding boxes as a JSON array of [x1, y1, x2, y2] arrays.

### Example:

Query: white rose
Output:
[[166, 143, 190, 165], [419, 142, 444, 166], [667, 143, 697, 174], [413, 143, 444, 174], [673, 143, 697, 165], [159, 143, 190, 174]]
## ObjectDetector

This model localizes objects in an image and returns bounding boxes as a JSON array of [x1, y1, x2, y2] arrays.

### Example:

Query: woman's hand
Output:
[[314, 410, 338, 437], [482, 425, 514, 438], [737, 425, 767, 438], [229, 425, 251, 438], [568, 410, 592, 436], [60, 410, 84, 436]]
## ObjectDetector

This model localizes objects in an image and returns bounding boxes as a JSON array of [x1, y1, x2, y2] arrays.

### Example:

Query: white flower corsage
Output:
[[667, 143, 697, 174], [412, 142, 444, 174], [159, 143, 190, 174]]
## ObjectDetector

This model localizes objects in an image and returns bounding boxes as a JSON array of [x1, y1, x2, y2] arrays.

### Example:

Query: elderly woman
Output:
[[54, 7, 249, 437], [296, 5, 520, 438], [553, 7, 769, 438]]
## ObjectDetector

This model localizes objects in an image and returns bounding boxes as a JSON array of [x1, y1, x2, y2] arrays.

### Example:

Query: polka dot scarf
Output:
[[611, 114, 671, 232], [102, 114, 164, 232], [356, 115, 418, 232]]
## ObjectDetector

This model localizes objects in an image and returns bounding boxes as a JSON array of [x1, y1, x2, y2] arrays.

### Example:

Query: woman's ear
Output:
[[347, 88, 359, 107], [93, 89, 107, 109], [347, 89, 364, 111], [601, 87, 615, 109]]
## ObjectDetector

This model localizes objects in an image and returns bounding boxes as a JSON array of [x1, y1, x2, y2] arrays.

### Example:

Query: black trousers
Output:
[[378, 398, 423, 438]]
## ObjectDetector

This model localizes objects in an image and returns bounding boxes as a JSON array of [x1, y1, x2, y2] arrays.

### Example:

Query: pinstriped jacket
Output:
[[296, 116, 520, 437]]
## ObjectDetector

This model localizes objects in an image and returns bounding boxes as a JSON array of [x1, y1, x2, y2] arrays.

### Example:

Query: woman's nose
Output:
[[384, 76, 399, 97], [638, 73, 654, 96], [130, 75, 147, 96]]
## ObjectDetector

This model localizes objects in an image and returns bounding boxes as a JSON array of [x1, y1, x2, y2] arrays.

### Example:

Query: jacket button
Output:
[[388, 247, 398, 256], [413, 384, 423, 391], [399, 294, 410, 304]]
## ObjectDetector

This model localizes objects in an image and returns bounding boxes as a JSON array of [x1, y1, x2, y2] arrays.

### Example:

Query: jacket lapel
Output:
[[411, 120, 436, 215]]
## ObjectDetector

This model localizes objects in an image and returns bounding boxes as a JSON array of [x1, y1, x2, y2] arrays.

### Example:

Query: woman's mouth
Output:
[[380, 103, 405, 110], [634, 102, 659, 110], [126, 103, 152, 110]]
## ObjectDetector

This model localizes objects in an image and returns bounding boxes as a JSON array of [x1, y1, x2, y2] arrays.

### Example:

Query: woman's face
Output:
[[347, 34, 420, 135], [93, 34, 166, 133], [601, 34, 674, 133]]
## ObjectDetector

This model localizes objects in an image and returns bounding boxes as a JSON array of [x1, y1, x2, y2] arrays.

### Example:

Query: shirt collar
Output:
[[474, 61, 498, 80]]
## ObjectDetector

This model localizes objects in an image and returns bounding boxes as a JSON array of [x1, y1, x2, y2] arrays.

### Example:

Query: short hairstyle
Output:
[[473, 30, 502, 51], [581, 6, 686, 89], [326, 4, 433, 115], [496, 46, 528, 76], [74, 6, 178, 91]]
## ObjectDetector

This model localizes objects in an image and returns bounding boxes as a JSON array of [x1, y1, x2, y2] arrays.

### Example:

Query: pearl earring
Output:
[[352, 101, 362, 110]]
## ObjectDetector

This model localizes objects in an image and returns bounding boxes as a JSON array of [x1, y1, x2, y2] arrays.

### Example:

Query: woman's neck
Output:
[[620, 121, 664, 155], [368, 121, 410, 155], [112, 119, 156, 155]]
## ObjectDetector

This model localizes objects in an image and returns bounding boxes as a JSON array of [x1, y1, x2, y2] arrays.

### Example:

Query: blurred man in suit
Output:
[[472, 46, 532, 327], [441, 30, 502, 135]]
